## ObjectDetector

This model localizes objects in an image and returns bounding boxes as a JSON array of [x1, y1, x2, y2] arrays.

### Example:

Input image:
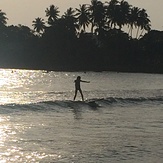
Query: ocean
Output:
[[0, 69, 162, 163]]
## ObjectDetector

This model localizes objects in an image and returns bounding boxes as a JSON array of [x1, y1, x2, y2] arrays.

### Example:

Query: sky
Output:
[[0, 0, 162, 31]]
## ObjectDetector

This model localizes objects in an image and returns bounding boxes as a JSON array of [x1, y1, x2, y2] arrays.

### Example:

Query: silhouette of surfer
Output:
[[73, 76, 90, 101]]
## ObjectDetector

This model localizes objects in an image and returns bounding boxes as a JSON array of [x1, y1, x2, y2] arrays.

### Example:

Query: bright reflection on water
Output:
[[0, 69, 36, 104], [0, 69, 80, 105], [0, 69, 66, 104], [0, 113, 71, 162], [0, 69, 69, 162]]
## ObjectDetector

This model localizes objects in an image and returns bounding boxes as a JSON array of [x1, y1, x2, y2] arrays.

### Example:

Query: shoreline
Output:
[[1, 66, 163, 75]]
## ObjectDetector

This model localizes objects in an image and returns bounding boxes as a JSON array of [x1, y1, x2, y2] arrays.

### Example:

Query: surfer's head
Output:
[[77, 76, 81, 80]]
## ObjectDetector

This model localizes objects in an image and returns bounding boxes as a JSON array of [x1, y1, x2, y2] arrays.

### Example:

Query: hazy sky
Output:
[[0, 0, 162, 30]]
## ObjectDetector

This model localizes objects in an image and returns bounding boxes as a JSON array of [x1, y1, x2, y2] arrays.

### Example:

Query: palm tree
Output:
[[63, 7, 76, 18], [127, 6, 151, 39], [88, 0, 106, 34], [119, 0, 131, 29], [0, 10, 8, 27], [32, 17, 45, 35], [105, 0, 119, 29], [136, 9, 151, 39], [106, 0, 130, 30], [76, 4, 90, 32], [45, 5, 60, 26], [128, 7, 141, 38], [62, 7, 79, 34]]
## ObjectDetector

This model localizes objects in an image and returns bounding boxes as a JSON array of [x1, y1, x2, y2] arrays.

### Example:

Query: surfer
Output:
[[73, 76, 90, 101]]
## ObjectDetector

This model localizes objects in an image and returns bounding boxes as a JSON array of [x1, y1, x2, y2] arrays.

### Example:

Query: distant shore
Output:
[[1, 65, 163, 75]]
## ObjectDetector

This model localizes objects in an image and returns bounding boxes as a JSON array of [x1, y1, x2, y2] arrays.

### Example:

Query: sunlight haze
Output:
[[0, 0, 162, 30]]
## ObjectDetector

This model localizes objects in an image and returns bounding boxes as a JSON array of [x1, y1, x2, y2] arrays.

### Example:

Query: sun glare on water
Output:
[[0, 69, 38, 105]]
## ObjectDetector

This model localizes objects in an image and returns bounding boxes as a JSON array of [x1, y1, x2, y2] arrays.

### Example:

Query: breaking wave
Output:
[[1, 96, 163, 113]]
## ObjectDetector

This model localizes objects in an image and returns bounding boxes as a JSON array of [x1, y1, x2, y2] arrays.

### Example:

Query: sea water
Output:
[[0, 69, 162, 163]]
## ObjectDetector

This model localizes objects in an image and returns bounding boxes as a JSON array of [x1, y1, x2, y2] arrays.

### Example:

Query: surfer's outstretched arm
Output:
[[81, 80, 90, 83]]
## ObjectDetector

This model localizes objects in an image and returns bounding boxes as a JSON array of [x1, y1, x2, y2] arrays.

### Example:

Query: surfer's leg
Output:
[[73, 90, 77, 100], [79, 89, 84, 101]]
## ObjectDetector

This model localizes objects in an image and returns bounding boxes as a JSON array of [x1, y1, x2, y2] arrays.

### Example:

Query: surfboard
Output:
[[73, 99, 99, 108]]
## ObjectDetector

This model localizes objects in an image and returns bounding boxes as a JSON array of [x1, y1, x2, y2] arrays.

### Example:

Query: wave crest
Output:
[[0, 96, 163, 113]]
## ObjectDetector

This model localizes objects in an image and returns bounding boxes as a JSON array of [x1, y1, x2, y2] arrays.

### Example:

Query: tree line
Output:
[[0, 0, 163, 73]]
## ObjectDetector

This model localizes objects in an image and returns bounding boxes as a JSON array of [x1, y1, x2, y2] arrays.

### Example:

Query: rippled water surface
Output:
[[0, 69, 163, 162]]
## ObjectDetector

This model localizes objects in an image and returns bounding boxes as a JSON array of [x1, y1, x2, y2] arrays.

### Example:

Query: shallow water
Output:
[[0, 69, 163, 162]]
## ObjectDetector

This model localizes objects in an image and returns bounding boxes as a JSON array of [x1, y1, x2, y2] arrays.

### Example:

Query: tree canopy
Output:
[[0, 0, 163, 73]]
